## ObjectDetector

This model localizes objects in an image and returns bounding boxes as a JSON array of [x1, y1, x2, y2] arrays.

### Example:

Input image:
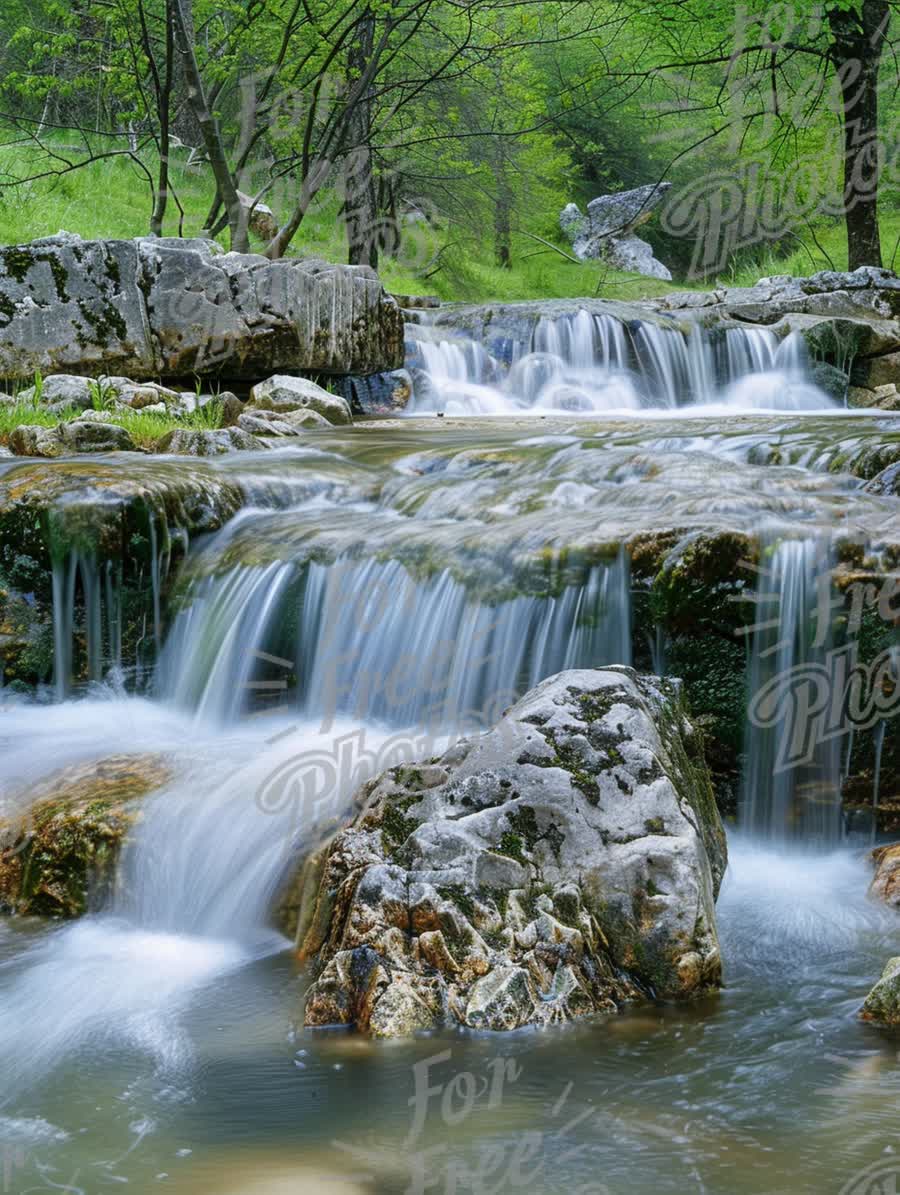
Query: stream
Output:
[[1, 307, 899, 1193]]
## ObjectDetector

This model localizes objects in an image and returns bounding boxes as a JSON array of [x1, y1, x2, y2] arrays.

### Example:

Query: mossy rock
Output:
[[0, 753, 170, 917]]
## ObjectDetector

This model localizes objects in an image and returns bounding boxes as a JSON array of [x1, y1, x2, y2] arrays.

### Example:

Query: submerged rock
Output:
[[0, 234, 404, 383], [295, 667, 726, 1037], [861, 957, 900, 1026], [0, 754, 170, 917]]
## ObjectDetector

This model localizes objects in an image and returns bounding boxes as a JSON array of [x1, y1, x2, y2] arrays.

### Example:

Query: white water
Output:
[[407, 308, 836, 415], [0, 698, 404, 1104], [741, 538, 845, 844], [160, 554, 632, 728], [0, 313, 897, 1190]]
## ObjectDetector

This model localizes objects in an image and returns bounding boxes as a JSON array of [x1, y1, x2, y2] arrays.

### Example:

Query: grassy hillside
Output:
[[0, 141, 897, 304]]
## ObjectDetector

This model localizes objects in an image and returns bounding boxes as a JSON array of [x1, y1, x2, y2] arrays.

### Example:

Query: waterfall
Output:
[[159, 553, 632, 728], [405, 307, 835, 416], [740, 539, 844, 843]]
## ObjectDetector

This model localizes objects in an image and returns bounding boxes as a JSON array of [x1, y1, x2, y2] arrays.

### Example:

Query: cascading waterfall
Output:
[[405, 307, 835, 415], [160, 552, 632, 728], [740, 538, 844, 843]]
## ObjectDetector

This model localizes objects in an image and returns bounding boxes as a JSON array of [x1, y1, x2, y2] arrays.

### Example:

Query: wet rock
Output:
[[218, 392, 245, 427], [296, 667, 726, 1037], [57, 419, 137, 453], [0, 234, 404, 383], [856, 350, 900, 389], [869, 843, 900, 907], [237, 408, 329, 436], [861, 956, 900, 1025], [248, 376, 352, 425], [809, 361, 849, 402], [8, 425, 64, 457], [0, 754, 170, 917], [863, 461, 900, 495], [153, 427, 266, 455]]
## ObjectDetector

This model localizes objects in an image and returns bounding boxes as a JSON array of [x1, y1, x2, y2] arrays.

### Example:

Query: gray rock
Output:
[[218, 393, 245, 427], [855, 349, 900, 389], [8, 425, 64, 457], [653, 268, 900, 322], [559, 202, 589, 241], [861, 956, 900, 1025], [560, 184, 673, 277], [585, 183, 673, 240], [57, 420, 137, 453], [809, 361, 850, 403], [236, 190, 279, 243], [153, 427, 267, 455], [605, 235, 673, 281], [16, 374, 95, 411], [295, 667, 727, 1037], [238, 408, 330, 435], [864, 462, 900, 495], [248, 375, 352, 425], [0, 235, 404, 384]]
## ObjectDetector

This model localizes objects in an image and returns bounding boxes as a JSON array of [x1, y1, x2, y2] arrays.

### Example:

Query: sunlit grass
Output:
[[0, 395, 226, 452], [0, 134, 897, 304]]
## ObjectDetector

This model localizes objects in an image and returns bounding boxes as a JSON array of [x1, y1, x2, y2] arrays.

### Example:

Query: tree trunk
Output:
[[149, 0, 175, 237], [344, 11, 379, 268], [170, 0, 248, 251], [827, 0, 889, 270]]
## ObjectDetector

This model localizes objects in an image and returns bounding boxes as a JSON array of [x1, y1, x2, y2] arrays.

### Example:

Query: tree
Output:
[[605, 0, 899, 273]]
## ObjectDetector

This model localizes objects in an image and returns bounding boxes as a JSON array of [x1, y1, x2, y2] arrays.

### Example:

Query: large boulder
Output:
[[560, 184, 673, 278], [294, 668, 727, 1037], [0, 754, 170, 917], [0, 234, 404, 383], [247, 375, 352, 425]]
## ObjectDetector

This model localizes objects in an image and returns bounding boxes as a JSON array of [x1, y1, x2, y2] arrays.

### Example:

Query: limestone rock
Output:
[[16, 373, 95, 411], [856, 349, 900, 389], [861, 956, 900, 1025], [605, 235, 672, 281], [0, 235, 404, 383], [153, 427, 267, 455], [296, 667, 727, 1037], [57, 419, 137, 453], [8, 424, 64, 458], [0, 754, 170, 917], [248, 375, 352, 425], [561, 184, 673, 278], [236, 191, 280, 242], [585, 183, 673, 240]]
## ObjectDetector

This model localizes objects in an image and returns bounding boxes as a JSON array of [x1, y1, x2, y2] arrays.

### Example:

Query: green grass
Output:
[[0, 136, 896, 305], [0, 396, 226, 451]]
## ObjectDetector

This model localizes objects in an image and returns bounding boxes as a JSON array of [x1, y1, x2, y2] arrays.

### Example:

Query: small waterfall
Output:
[[740, 539, 844, 843], [160, 553, 632, 728], [406, 307, 835, 415], [51, 553, 124, 699]]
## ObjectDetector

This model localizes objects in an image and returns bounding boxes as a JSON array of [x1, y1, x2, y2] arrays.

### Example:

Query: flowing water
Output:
[[2, 306, 900, 1193]]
